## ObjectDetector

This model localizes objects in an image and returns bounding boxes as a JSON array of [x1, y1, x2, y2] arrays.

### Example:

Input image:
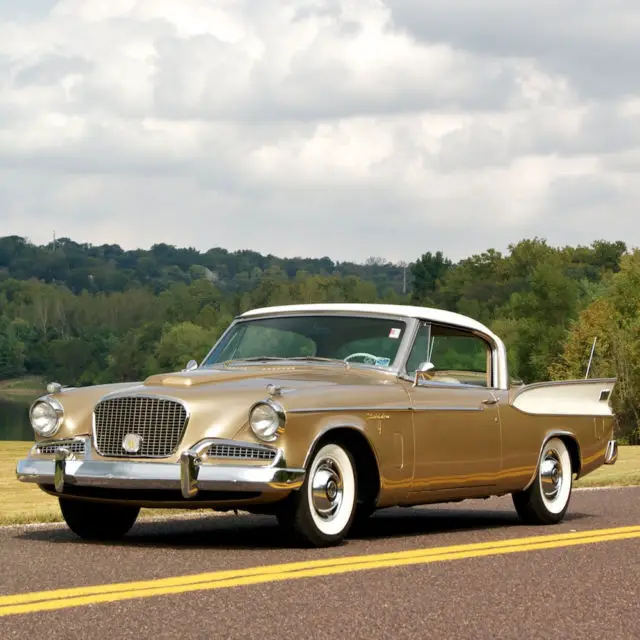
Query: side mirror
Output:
[[184, 359, 198, 372], [413, 362, 434, 387]]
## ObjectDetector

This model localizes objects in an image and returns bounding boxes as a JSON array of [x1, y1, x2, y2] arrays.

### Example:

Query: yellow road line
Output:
[[1, 525, 639, 617]]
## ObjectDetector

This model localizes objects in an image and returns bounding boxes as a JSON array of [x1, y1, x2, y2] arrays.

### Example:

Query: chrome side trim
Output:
[[412, 405, 484, 412], [288, 404, 486, 414], [288, 405, 412, 414], [521, 431, 578, 491], [604, 440, 618, 465]]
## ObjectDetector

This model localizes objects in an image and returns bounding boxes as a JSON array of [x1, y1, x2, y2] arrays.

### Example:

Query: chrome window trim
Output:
[[397, 320, 504, 391]]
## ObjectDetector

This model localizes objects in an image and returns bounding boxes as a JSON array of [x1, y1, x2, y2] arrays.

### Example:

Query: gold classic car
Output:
[[16, 303, 619, 547]]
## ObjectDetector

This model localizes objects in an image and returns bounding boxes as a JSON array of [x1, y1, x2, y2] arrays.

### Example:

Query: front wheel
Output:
[[512, 437, 573, 525], [277, 441, 357, 547], [59, 498, 140, 540]]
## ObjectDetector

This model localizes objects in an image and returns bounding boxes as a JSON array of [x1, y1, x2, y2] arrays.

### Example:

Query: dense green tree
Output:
[[410, 251, 453, 303], [1, 233, 638, 437]]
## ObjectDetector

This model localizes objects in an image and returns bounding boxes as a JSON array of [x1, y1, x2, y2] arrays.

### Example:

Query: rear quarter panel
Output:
[[498, 378, 616, 491]]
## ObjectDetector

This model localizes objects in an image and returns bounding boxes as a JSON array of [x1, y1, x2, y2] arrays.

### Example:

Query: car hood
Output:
[[45, 363, 401, 447]]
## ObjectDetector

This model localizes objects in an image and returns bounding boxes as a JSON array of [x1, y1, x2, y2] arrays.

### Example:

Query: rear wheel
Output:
[[512, 437, 573, 525], [59, 498, 140, 540], [277, 441, 357, 547]]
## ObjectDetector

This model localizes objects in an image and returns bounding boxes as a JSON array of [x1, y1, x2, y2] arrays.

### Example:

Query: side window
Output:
[[429, 330, 491, 387], [405, 323, 492, 387]]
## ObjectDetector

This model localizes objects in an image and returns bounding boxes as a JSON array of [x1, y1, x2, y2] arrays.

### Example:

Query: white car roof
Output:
[[240, 303, 498, 340]]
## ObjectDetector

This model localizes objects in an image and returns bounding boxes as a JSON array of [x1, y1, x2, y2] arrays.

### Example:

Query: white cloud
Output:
[[0, 0, 639, 263]]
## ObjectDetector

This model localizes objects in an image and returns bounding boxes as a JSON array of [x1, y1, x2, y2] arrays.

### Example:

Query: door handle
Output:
[[482, 396, 498, 405]]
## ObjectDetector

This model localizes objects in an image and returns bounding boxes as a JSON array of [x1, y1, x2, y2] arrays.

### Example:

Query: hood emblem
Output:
[[122, 433, 143, 453]]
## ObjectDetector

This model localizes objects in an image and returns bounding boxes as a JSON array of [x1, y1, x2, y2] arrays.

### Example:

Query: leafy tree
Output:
[[410, 251, 453, 303]]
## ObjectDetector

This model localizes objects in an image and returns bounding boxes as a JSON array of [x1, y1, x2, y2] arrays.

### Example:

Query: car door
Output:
[[402, 321, 503, 494]]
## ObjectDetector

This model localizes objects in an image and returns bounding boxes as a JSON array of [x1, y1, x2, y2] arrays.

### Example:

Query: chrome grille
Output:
[[206, 443, 277, 461], [93, 396, 188, 458], [36, 440, 86, 456]]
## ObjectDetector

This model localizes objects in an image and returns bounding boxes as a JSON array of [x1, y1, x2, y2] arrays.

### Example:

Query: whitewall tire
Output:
[[277, 441, 358, 547], [512, 437, 573, 525]]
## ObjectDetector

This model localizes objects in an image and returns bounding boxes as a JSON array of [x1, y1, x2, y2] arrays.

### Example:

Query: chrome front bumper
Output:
[[16, 437, 306, 499]]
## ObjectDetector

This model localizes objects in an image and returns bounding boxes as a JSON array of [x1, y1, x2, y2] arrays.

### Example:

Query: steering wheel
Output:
[[344, 352, 380, 365]]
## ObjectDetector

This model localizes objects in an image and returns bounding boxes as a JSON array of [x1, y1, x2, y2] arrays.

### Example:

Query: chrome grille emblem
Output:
[[122, 433, 143, 454]]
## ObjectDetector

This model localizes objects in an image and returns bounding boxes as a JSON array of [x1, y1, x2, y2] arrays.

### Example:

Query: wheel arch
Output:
[[523, 431, 582, 490], [303, 426, 381, 509]]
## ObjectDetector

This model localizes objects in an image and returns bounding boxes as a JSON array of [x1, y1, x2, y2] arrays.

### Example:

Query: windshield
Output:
[[202, 314, 409, 369]]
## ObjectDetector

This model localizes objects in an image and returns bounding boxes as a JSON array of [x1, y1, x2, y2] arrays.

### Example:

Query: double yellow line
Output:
[[1, 524, 639, 617]]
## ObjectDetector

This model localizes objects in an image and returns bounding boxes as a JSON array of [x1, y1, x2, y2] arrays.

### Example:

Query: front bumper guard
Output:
[[16, 437, 306, 499]]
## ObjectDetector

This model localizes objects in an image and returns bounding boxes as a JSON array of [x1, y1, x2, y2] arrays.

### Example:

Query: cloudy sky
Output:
[[1, 0, 639, 263]]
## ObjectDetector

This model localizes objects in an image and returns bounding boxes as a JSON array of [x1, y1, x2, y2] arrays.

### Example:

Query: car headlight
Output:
[[30, 397, 64, 437], [249, 401, 285, 442]]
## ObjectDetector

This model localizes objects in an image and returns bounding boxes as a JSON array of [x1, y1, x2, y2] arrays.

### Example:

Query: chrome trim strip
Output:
[[287, 406, 412, 414], [412, 405, 484, 412], [16, 439, 305, 497], [604, 439, 618, 465], [288, 404, 485, 414]]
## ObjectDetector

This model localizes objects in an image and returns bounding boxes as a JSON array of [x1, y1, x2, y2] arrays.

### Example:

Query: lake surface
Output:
[[0, 398, 35, 441]]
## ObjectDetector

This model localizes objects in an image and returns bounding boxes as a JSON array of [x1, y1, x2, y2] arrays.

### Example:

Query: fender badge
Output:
[[122, 433, 143, 454]]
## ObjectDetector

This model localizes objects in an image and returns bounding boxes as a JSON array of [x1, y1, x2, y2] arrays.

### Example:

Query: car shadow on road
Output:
[[15, 505, 594, 551]]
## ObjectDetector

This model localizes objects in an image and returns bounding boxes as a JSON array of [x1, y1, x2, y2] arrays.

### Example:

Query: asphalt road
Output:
[[1, 486, 639, 640]]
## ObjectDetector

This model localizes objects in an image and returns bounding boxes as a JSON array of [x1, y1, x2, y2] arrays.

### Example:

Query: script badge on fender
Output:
[[122, 433, 143, 454]]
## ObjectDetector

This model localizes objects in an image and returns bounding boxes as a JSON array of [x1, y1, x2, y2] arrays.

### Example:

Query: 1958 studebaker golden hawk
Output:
[[16, 303, 619, 547]]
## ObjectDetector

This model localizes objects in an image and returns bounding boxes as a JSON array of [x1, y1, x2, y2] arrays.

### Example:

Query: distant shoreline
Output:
[[0, 377, 45, 400]]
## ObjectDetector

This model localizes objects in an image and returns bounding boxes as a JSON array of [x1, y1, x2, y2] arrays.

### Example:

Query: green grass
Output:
[[1, 441, 638, 527], [0, 376, 45, 398], [574, 445, 640, 488]]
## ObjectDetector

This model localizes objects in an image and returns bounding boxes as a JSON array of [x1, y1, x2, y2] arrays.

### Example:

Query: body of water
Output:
[[0, 398, 35, 441]]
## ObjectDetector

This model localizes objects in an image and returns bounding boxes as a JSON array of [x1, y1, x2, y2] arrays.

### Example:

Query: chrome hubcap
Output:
[[540, 449, 563, 500], [311, 458, 343, 521]]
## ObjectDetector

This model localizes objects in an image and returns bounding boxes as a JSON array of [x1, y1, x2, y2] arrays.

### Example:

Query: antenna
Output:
[[585, 337, 597, 379]]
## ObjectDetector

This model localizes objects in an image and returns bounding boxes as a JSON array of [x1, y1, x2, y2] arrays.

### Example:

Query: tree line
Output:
[[0, 235, 638, 443]]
